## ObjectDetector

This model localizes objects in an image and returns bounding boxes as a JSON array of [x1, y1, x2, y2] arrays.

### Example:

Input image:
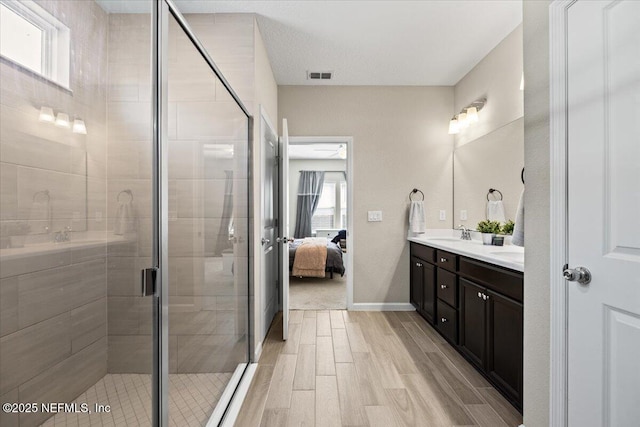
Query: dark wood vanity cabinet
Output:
[[410, 245, 436, 324], [409, 242, 523, 410]]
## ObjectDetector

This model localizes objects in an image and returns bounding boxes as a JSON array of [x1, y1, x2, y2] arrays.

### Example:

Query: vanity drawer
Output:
[[437, 250, 457, 272], [411, 243, 435, 264], [458, 257, 523, 303], [437, 300, 458, 344], [437, 268, 457, 307]]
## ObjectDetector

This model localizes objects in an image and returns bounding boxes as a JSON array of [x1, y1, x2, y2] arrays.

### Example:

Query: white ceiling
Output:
[[97, 0, 522, 86]]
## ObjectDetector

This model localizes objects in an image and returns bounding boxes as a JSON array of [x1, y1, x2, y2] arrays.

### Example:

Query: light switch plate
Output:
[[367, 210, 382, 222], [460, 210, 468, 221], [439, 210, 446, 221]]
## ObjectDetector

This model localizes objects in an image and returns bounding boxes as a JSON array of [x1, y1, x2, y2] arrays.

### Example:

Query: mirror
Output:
[[453, 117, 524, 229]]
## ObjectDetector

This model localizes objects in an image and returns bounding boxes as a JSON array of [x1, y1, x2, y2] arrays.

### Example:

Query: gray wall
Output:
[[523, 1, 552, 426], [279, 86, 454, 304]]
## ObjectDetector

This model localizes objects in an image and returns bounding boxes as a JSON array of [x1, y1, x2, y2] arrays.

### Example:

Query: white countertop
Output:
[[0, 233, 128, 261], [408, 229, 524, 272]]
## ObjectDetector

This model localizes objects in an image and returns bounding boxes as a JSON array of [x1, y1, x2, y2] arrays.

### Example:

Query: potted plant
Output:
[[501, 220, 515, 235], [476, 220, 501, 245]]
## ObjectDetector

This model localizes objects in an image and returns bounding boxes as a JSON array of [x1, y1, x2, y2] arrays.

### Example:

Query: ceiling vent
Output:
[[307, 71, 333, 80]]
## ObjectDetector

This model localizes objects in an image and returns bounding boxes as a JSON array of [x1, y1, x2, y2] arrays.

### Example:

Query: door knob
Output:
[[563, 266, 591, 285], [261, 238, 270, 245], [276, 237, 294, 244]]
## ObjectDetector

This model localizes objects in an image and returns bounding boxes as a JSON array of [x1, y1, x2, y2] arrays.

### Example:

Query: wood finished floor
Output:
[[235, 310, 523, 427]]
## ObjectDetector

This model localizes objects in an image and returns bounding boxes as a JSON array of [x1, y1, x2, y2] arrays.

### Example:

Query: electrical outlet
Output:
[[367, 210, 382, 222], [439, 210, 446, 221], [460, 210, 468, 221]]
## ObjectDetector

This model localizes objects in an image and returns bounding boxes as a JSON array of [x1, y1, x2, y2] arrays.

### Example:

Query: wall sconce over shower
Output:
[[448, 98, 486, 135], [38, 106, 87, 134]]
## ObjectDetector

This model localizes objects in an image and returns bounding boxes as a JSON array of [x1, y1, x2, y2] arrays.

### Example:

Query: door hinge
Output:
[[141, 267, 157, 297]]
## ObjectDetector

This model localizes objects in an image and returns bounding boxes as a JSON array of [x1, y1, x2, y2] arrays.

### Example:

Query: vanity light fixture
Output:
[[54, 112, 70, 128], [38, 106, 55, 123], [447, 98, 486, 134], [72, 118, 87, 135], [448, 116, 460, 134]]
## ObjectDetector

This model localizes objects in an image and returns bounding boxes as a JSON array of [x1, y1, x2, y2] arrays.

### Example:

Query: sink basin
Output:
[[489, 251, 524, 263]]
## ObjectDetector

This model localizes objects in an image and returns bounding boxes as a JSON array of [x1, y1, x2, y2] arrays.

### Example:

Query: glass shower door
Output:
[[163, 7, 251, 426]]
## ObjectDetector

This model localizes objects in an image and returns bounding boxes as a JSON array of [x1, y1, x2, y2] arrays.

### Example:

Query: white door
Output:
[[567, 1, 640, 425], [279, 119, 291, 340], [261, 109, 278, 340]]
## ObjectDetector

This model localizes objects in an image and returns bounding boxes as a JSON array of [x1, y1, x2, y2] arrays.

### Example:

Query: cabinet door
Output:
[[486, 290, 523, 406], [459, 278, 486, 369], [422, 261, 436, 324], [410, 256, 424, 311]]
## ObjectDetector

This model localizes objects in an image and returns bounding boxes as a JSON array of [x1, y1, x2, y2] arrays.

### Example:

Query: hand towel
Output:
[[114, 200, 137, 235], [409, 201, 426, 234], [512, 189, 524, 247], [487, 200, 506, 223]]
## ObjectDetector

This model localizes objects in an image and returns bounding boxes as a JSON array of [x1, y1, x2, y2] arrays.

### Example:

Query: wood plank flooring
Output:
[[235, 310, 523, 427]]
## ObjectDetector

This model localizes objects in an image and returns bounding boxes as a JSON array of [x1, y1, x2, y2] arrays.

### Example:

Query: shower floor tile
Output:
[[40, 373, 232, 427]]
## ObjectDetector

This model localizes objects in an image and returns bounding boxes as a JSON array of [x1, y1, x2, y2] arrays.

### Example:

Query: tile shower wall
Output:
[[106, 13, 255, 375], [0, 1, 109, 426]]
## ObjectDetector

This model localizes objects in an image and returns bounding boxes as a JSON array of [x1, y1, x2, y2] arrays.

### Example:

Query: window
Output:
[[0, 0, 70, 88], [311, 175, 347, 232]]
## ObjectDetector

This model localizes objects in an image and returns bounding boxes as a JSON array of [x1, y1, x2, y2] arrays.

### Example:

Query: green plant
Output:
[[476, 220, 501, 234], [501, 220, 515, 235]]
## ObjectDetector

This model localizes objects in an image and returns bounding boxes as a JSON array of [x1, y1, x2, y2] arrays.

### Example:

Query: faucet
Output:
[[458, 225, 472, 241], [54, 226, 72, 243]]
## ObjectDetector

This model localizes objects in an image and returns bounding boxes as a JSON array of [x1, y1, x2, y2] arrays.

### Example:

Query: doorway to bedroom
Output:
[[287, 137, 353, 310]]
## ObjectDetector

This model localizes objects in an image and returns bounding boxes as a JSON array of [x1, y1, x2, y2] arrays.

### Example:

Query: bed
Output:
[[288, 238, 345, 278]]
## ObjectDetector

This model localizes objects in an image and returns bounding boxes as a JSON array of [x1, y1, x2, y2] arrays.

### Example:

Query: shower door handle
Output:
[[141, 267, 157, 297]]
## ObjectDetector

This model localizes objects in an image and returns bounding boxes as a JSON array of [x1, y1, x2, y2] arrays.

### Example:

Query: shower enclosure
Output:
[[0, 1, 252, 426]]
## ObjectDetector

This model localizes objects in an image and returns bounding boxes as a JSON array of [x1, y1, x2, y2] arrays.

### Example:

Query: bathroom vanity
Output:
[[408, 232, 524, 410]]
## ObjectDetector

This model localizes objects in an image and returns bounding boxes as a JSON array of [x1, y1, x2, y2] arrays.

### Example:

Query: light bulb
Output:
[[55, 112, 70, 128], [448, 117, 460, 135], [72, 118, 87, 135], [458, 112, 468, 128], [39, 106, 55, 123], [466, 107, 478, 123]]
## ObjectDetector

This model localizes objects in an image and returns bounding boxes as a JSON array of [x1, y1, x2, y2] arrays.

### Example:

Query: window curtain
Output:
[[294, 171, 325, 238], [214, 170, 234, 256]]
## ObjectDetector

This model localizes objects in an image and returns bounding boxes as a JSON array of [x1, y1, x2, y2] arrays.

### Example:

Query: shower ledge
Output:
[[0, 234, 128, 261]]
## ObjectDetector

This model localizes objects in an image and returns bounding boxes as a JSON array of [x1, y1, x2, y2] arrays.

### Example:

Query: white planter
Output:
[[481, 233, 495, 245]]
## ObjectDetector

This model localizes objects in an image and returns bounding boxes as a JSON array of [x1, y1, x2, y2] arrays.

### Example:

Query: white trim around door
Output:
[[549, 1, 575, 426], [288, 136, 355, 310]]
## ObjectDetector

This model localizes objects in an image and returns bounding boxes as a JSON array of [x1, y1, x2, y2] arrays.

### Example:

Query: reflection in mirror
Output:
[[454, 117, 524, 230]]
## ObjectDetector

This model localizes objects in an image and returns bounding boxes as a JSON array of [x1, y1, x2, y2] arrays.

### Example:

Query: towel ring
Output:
[[409, 188, 424, 201], [33, 189, 50, 202], [117, 189, 133, 203], [487, 188, 503, 201]]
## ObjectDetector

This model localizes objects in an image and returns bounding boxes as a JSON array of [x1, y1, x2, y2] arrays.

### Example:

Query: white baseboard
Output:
[[350, 302, 415, 311]]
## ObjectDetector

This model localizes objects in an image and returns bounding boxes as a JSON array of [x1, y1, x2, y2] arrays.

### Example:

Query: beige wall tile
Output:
[[70, 298, 107, 353], [0, 163, 18, 220], [18, 338, 106, 427], [0, 313, 71, 396], [0, 277, 18, 337]]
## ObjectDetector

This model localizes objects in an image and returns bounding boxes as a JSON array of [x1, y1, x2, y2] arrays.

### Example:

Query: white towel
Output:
[[409, 201, 426, 234], [512, 189, 524, 247], [487, 200, 506, 223], [114, 200, 137, 235]]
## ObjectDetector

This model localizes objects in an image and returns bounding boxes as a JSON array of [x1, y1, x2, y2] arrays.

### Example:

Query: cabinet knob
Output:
[[440, 257, 448, 263], [477, 291, 483, 298], [440, 284, 448, 289], [416, 262, 422, 267], [441, 317, 448, 323], [483, 294, 490, 301]]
